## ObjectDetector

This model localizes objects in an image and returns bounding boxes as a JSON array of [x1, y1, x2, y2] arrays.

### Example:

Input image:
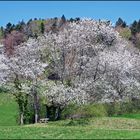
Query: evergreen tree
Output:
[[6, 22, 12, 29], [69, 18, 74, 22], [137, 20, 140, 33], [130, 20, 138, 35], [27, 19, 32, 25], [75, 17, 80, 22], [15, 20, 25, 32], [54, 17, 58, 20], [40, 22, 45, 34], [61, 15, 66, 23], [115, 18, 126, 28], [15, 24, 22, 31], [122, 21, 127, 28], [5, 22, 13, 33]]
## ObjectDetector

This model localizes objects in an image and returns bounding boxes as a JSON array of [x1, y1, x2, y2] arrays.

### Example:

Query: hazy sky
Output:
[[0, 1, 140, 27]]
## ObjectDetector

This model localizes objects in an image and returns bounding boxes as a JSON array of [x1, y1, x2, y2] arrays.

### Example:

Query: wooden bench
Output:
[[39, 118, 49, 123]]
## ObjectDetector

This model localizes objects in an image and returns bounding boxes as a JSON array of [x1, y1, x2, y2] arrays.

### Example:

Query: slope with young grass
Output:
[[0, 93, 140, 139], [0, 93, 18, 126], [0, 117, 140, 139]]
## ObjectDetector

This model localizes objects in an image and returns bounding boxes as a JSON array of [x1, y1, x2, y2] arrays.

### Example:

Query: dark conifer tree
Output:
[[115, 18, 126, 28], [40, 22, 45, 34], [61, 15, 66, 23], [137, 20, 140, 33], [130, 20, 138, 35]]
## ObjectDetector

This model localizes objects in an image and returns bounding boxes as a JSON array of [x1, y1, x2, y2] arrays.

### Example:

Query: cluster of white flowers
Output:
[[42, 81, 87, 107], [0, 18, 140, 106], [43, 19, 140, 103]]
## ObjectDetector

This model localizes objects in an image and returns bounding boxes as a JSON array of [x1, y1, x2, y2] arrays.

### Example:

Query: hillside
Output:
[[1, 16, 140, 52], [0, 18, 140, 125], [0, 17, 140, 139], [0, 93, 18, 126], [0, 93, 140, 139]]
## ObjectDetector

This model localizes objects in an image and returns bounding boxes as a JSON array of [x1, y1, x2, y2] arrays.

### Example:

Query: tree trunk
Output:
[[15, 93, 25, 125], [35, 112, 38, 123], [55, 106, 62, 120], [20, 112, 24, 125], [32, 85, 39, 123], [34, 93, 39, 123]]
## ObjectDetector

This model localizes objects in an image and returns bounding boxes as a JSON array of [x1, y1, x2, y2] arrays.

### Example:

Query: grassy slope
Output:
[[0, 93, 18, 126], [113, 114, 140, 119], [0, 93, 140, 139], [0, 118, 140, 139]]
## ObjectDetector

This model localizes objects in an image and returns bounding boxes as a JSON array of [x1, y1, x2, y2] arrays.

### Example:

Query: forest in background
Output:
[[1, 16, 140, 53]]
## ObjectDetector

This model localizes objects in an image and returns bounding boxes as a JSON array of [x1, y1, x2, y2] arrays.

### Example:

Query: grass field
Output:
[[0, 93, 140, 139], [0, 93, 18, 126]]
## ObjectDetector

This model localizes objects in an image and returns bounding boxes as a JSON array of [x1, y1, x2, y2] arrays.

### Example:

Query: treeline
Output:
[[0, 15, 80, 40], [0, 15, 80, 56], [115, 17, 140, 48], [1, 16, 140, 55]]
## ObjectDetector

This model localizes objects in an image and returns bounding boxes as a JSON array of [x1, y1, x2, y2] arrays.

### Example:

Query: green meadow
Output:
[[0, 93, 140, 139]]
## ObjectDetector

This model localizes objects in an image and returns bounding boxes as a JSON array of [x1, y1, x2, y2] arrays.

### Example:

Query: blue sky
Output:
[[0, 1, 140, 27]]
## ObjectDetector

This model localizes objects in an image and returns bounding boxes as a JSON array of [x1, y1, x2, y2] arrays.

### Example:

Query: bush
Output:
[[51, 99, 140, 121], [61, 99, 140, 120], [0, 86, 9, 93], [104, 99, 140, 117], [104, 102, 122, 116], [61, 103, 107, 119], [61, 103, 79, 119], [116, 27, 131, 40], [81, 104, 107, 117], [66, 118, 89, 126]]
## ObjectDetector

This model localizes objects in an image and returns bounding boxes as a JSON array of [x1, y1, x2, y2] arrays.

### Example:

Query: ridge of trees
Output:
[[114, 18, 140, 49], [0, 15, 82, 55], [2, 16, 140, 57], [0, 18, 140, 124]]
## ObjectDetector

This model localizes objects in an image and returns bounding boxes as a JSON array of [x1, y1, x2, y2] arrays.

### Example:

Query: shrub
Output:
[[119, 28, 131, 40], [61, 103, 79, 119], [104, 102, 122, 116], [104, 99, 140, 116], [116, 27, 131, 40], [66, 118, 89, 126], [81, 104, 108, 117], [0, 86, 9, 93], [61, 103, 107, 119]]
